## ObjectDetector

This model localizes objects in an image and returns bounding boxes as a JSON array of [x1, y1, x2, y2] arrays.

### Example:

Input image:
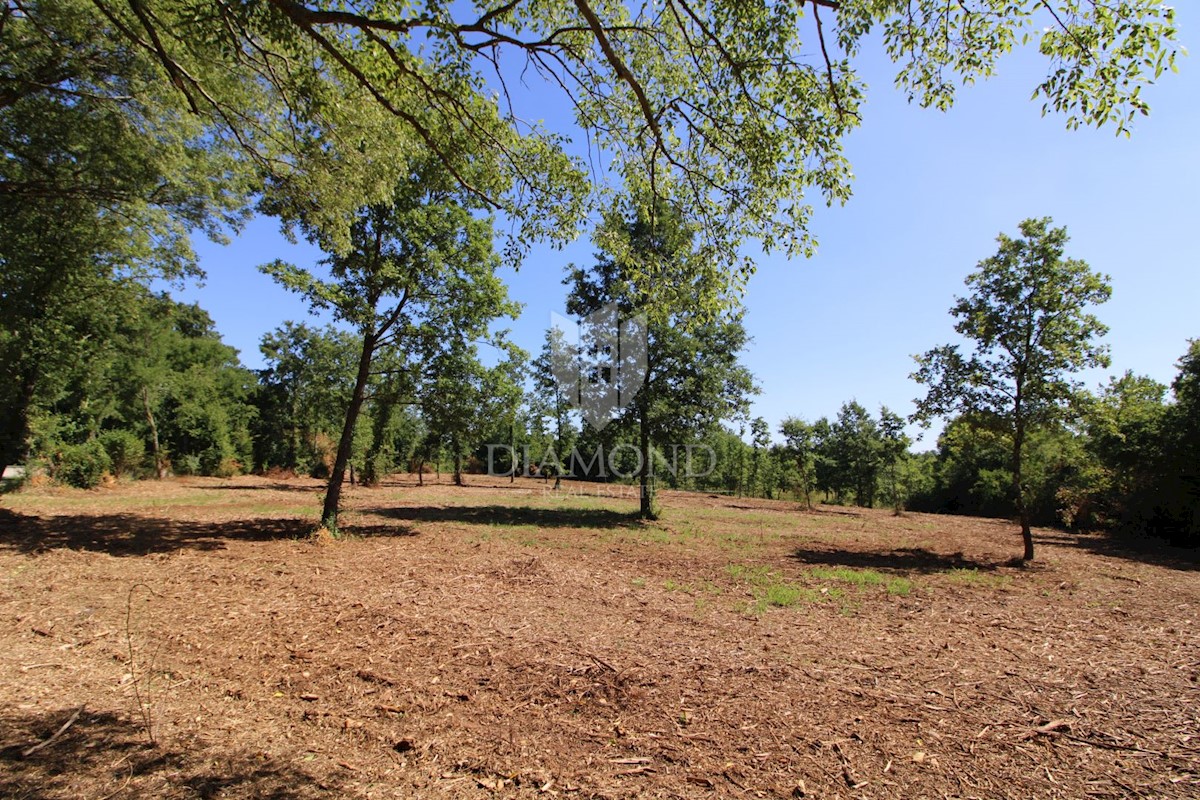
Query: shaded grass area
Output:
[[367, 504, 639, 530], [789, 545, 1001, 573]]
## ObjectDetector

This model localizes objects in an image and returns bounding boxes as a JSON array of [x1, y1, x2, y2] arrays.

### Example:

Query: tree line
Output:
[[9, 212, 1197, 556], [1, 1, 1187, 554]]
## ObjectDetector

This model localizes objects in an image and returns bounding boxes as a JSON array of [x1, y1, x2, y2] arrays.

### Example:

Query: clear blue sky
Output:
[[182, 11, 1200, 448]]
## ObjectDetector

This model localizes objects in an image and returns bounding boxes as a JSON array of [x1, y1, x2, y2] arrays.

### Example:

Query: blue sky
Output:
[[182, 10, 1199, 447]]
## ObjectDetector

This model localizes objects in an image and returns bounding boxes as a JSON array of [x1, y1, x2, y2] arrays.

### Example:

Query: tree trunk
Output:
[[509, 422, 516, 483], [638, 404, 658, 520], [452, 435, 464, 487], [322, 331, 377, 530], [290, 391, 302, 470], [363, 391, 395, 487], [1013, 421, 1034, 561], [142, 386, 165, 479], [890, 461, 902, 515]]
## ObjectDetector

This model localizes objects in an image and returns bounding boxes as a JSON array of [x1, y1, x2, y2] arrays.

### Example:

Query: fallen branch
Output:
[[22, 705, 85, 757], [1023, 718, 1073, 739]]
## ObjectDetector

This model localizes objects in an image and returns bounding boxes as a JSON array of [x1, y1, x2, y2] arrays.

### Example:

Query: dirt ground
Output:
[[1, 474, 1197, 799]]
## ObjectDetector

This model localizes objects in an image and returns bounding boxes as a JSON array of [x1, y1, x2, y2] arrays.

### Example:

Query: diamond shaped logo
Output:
[[550, 303, 648, 430]]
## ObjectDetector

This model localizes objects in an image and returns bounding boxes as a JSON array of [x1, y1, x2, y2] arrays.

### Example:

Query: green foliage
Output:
[[1159, 341, 1200, 544], [254, 323, 360, 474], [133, 299, 255, 478], [527, 327, 581, 479], [907, 414, 1092, 527], [565, 196, 757, 517], [0, 1, 255, 475], [7, 287, 255, 481], [913, 218, 1111, 559], [54, 440, 111, 489], [8, 0, 1176, 284], [264, 159, 517, 524], [1070, 342, 1200, 545], [913, 218, 1112, 434], [99, 430, 146, 480], [780, 417, 817, 508]]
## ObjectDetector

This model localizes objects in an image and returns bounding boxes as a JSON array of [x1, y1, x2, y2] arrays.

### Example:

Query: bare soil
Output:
[[1, 475, 1197, 799]]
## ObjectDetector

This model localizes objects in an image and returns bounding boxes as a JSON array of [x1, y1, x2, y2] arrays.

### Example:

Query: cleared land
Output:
[[1, 475, 1198, 799]]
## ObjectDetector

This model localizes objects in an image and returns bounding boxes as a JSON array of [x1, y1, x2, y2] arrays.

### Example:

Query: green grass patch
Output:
[[727, 563, 830, 614], [810, 567, 884, 586], [806, 567, 916, 598], [761, 583, 822, 608]]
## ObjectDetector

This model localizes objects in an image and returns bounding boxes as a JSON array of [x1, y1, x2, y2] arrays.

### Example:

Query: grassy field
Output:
[[1, 475, 1198, 798]]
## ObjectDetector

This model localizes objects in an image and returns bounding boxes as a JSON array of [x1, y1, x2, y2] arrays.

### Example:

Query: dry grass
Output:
[[1, 474, 1198, 798]]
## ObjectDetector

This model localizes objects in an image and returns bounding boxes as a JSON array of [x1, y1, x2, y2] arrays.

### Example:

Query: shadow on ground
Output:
[[1039, 529, 1200, 572], [789, 546, 1001, 573], [368, 504, 639, 529], [191, 482, 323, 493], [0, 508, 416, 556], [0, 706, 336, 799]]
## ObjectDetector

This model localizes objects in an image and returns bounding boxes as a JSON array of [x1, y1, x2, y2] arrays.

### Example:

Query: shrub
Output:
[[99, 430, 146, 479], [213, 457, 242, 478], [55, 440, 112, 489], [174, 453, 203, 476]]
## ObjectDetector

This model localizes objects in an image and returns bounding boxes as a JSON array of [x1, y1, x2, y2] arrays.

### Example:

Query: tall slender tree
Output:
[[566, 197, 755, 519], [913, 218, 1111, 561], [263, 159, 514, 531], [530, 328, 580, 489]]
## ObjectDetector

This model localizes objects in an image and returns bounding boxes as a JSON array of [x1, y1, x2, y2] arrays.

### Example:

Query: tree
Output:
[[913, 218, 1112, 561], [529, 328, 580, 489], [878, 406, 911, 514], [359, 345, 425, 486], [421, 337, 526, 486], [264, 160, 514, 530], [254, 323, 360, 474], [566, 197, 756, 519], [827, 401, 883, 507], [8, 287, 257, 482], [780, 417, 817, 509], [1077, 372, 1168, 529], [747, 417, 771, 498], [0, 1, 253, 479], [1157, 341, 1200, 545]]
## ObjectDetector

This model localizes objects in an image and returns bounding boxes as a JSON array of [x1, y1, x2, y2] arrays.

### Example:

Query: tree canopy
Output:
[[3, 0, 1180, 277], [913, 217, 1112, 560]]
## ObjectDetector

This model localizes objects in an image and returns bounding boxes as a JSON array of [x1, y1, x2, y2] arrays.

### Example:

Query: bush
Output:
[[99, 430, 146, 479], [174, 453, 203, 476], [55, 440, 112, 489], [213, 457, 242, 478]]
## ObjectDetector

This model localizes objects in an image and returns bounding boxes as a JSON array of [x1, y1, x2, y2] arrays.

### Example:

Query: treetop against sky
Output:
[[143, 0, 1198, 442]]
